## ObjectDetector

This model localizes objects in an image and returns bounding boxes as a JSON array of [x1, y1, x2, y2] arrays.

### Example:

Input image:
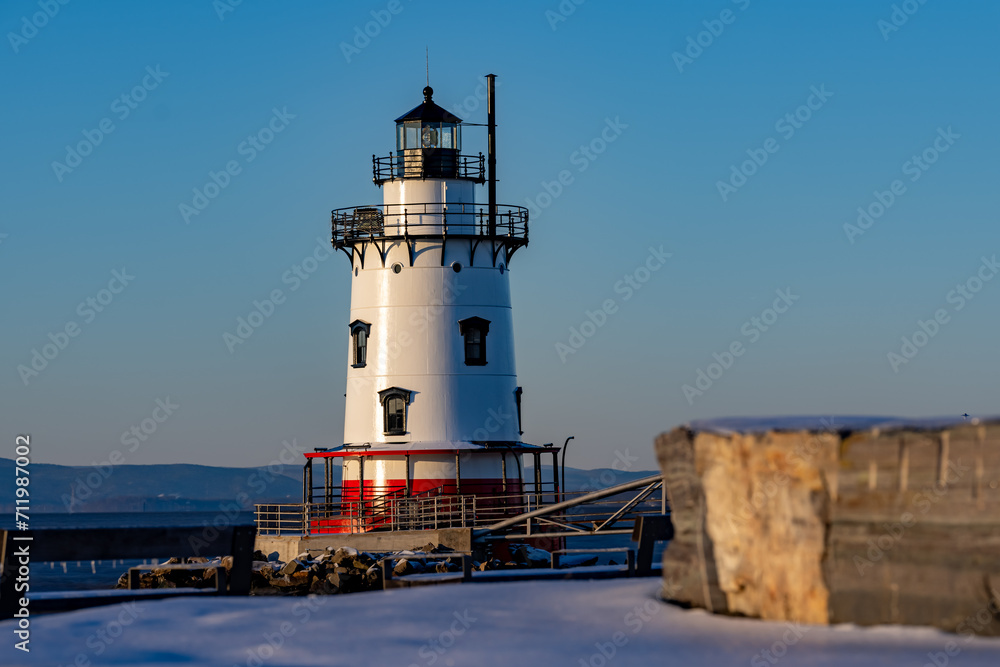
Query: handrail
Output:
[[254, 479, 663, 536], [373, 153, 485, 184], [474, 474, 663, 535], [331, 202, 528, 246]]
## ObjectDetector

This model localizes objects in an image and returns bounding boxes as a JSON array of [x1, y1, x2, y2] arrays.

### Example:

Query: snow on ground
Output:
[[686, 414, 998, 434], [3, 578, 999, 667]]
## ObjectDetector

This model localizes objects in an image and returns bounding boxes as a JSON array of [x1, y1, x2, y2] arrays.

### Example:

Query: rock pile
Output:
[[116, 542, 558, 595]]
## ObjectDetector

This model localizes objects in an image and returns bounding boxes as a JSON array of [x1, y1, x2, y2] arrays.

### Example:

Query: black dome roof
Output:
[[393, 86, 463, 124]]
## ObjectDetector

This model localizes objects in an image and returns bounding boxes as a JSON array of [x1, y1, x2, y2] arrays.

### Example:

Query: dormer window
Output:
[[459, 317, 490, 366], [349, 320, 371, 368], [378, 387, 411, 436]]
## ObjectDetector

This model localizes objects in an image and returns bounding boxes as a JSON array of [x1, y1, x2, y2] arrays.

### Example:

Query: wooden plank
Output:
[[13, 526, 249, 562], [227, 525, 255, 595], [1, 525, 257, 618]]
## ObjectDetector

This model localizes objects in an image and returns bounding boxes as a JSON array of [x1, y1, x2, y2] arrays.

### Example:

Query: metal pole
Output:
[[533, 453, 542, 508], [560, 436, 574, 502], [501, 452, 507, 500], [405, 454, 412, 497], [455, 451, 462, 496], [303, 459, 312, 503], [358, 457, 365, 527], [486, 73, 497, 239], [552, 451, 560, 504]]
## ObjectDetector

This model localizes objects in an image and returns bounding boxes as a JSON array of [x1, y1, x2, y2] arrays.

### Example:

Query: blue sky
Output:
[[2, 0, 997, 471]]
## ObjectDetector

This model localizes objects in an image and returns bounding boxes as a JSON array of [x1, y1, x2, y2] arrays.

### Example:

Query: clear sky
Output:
[[2, 0, 998, 472]]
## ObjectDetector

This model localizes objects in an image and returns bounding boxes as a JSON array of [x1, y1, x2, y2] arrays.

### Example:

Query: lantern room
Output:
[[391, 86, 465, 180]]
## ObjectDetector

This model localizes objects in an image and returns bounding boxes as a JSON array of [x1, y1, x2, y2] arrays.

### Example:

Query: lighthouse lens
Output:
[[422, 126, 439, 148]]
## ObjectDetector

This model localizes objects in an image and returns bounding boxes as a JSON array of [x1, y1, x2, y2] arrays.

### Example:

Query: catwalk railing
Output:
[[331, 202, 528, 245], [372, 153, 486, 184], [254, 476, 665, 538]]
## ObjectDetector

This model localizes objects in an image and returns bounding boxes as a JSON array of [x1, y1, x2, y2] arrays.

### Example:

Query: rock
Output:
[[271, 571, 310, 589], [434, 560, 460, 573], [188, 557, 208, 564], [267, 551, 281, 562], [478, 559, 502, 571], [333, 546, 359, 558], [295, 552, 312, 562], [252, 550, 268, 561], [350, 552, 377, 570], [514, 545, 550, 568], [280, 559, 306, 576], [656, 419, 1000, 635], [393, 558, 416, 576], [327, 569, 360, 593], [220, 556, 234, 571], [310, 577, 335, 595]]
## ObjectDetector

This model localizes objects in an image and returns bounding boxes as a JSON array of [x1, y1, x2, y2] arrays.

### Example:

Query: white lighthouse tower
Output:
[[307, 76, 560, 533]]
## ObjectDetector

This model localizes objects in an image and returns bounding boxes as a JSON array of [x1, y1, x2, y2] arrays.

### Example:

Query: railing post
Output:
[[462, 555, 472, 582], [533, 453, 542, 509]]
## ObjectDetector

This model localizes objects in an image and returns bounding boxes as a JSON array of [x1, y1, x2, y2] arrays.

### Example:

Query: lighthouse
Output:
[[304, 76, 561, 534]]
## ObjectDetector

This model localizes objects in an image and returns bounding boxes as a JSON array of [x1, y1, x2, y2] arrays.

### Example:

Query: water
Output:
[[1, 512, 254, 592], [3, 512, 662, 592]]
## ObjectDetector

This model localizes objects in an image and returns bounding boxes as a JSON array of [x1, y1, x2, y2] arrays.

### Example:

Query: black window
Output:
[[458, 317, 490, 366], [385, 396, 405, 433], [378, 387, 411, 436], [350, 320, 371, 368]]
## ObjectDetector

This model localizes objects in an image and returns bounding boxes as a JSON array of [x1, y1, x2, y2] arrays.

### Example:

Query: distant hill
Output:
[[0, 457, 658, 514], [0, 458, 301, 513]]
